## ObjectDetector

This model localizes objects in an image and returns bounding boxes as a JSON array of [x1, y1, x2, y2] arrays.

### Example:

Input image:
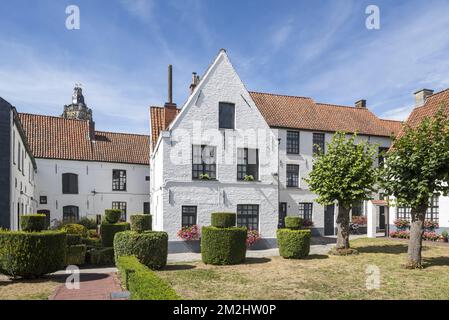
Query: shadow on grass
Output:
[[244, 257, 271, 265], [311, 237, 337, 245], [0, 272, 110, 285], [355, 244, 409, 254], [163, 264, 197, 271], [304, 254, 329, 260], [423, 256, 449, 267]]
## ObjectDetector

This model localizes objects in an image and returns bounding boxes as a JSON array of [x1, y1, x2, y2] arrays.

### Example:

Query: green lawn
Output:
[[157, 238, 449, 300]]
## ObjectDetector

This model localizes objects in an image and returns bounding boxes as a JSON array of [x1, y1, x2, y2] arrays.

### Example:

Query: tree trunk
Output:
[[336, 204, 351, 249], [406, 202, 428, 269]]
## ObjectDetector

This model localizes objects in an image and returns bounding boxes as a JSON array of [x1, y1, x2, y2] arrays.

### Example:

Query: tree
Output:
[[380, 106, 449, 268], [306, 132, 378, 252]]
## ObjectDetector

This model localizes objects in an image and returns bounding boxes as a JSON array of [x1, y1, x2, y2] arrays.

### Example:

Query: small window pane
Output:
[[112, 170, 127, 191], [298, 203, 313, 220], [63, 206, 79, 224], [237, 148, 258, 180], [313, 133, 325, 154], [287, 131, 300, 154], [237, 204, 259, 230], [62, 173, 78, 194], [182, 206, 197, 227], [192, 145, 217, 179], [112, 202, 127, 221], [286, 164, 299, 187], [219, 102, 235, 129]]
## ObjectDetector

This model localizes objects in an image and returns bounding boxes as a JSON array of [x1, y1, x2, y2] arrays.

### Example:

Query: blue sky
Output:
[[1, 0, 449, 134]]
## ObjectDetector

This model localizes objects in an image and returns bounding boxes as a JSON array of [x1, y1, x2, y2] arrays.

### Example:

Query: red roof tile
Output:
[[404, 88, 449, 129], [150, 105, 179, 150]]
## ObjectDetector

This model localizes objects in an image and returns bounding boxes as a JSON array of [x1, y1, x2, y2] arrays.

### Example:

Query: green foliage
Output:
[[211, 212, 236, 228], [201, 226, 247, 265], [88, 247, 114, 266], [0, 230, 66, 279], [61, 224, 88, 238], [81, 237, 101, 248], [66, 234, 82, 246], [116, 256, 180, 300], [78, 217, 98, 230], [65, 244, 87, 266], [100, 222, 130, 247], [114, 231, 168, 270], [20, 214, 46, 232], [380, 106, 449, 209], [130, 214, 152, 233], [276, 229, 311, 259], [306, 132, 378, 208], [104, 209, 122, 224], [285, 216, 303, 230]]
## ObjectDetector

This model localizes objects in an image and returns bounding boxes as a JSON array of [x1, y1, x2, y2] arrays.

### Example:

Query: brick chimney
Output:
[[189, 72, 200, 95], [355, 99, 367, 108], [414, 89, 434, 107], [164, 64, 177, 129]]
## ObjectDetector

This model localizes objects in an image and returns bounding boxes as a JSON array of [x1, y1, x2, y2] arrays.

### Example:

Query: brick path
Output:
[[50, 272, 125, 300]]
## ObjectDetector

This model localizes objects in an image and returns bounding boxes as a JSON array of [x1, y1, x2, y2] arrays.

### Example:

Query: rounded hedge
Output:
[[101, 222, 130, 247], [211, 212, 236, 228], [130, 214, 152, 233], [114, 231, 168, 270], [78, 217, 98, 230], [285, 216, 303, 230], [65, 244, 87, 266], [67, 234, 82, 246], [276, 229, 311, 259], [105, 209, 122, 224], [0, 230, 67, 279], [20, 214, 46, 232], [61, 224, 88, 238], [201, 226, 247, 265], [87, 247, 115, 266]]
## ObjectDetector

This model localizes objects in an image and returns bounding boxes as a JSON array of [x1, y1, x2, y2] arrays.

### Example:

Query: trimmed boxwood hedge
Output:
[[0, 230, 66, 278], [87, 247, 114, 266], [284, 216, 303, 230], [61, 224, 88, 238], [276, 229, 311, 259], [211, 212, 236, 228], [114, 231, 168, 270], [105, 209, 122, 224], [20, 214, 46, 232], [130, 214, 152, 233], [117, 256, 179, 300], [201, 226, 247, 265], [67, 234, 82, 246], [65, 244, 87, 266], [81, 237, 101, 248], [100, 222, 130, 247]]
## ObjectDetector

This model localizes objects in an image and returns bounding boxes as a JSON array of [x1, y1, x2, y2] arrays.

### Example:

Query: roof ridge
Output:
[[249, 91, 311, 100], [380, 118, 402, 123], [428, 87, 449, 99], [18, 112, 89, 122], [95, 130, 149, 137], [315, 102, 357, 110]]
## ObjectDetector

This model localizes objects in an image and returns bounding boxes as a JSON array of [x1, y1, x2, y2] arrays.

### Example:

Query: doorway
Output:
[[379, 206, 386, 230], [278, 202, 287, 228]]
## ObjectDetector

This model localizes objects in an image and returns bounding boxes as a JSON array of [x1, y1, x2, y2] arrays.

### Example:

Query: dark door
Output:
[[278, 202, 287, 228], [324, 205, 335, 236], [379, 206, 386, 230]]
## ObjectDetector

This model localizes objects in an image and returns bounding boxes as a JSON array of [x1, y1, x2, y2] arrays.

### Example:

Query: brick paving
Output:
[[50, 272, 125, 300]]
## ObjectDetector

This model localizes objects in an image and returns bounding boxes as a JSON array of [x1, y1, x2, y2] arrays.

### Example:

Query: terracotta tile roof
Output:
[[379, 119, 403, 137], [250, 91, 402, 137], [150, 106, 180, 150], [18, 113, 150, 165]]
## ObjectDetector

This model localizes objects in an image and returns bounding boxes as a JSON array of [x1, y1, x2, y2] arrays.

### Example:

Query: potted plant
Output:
[[199, 174, 210, 180], [440, 230, 448, 242], [246, 229, 261, 248], [177, 225, 201, 252], [243, 175, 255, 181]]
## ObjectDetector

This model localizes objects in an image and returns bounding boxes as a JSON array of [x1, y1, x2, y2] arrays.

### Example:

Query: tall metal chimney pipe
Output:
[[168, 64, 173, 104]]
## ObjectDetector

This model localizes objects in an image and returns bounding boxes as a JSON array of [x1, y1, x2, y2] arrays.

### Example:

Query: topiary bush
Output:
[[0, 230, 66, 279], [211, 212, 236, 228], [101, 222, 130, 247], [105, 209, 122, 224], [78, 217, 98, 230], [276, 229, 311, 259], [61, 224, 88, 238], [66, 234, 82, 246], [87, 247, 115, 266], [201, 226, 247, 265], [130, 214, 152, 233], [114, 231, 168, 270], [20, 214, 46, 232], [117, 256, 179, 300], [65, 244, 87, 266], [284, 216, 303, 230], [81, 237, 101, 248]]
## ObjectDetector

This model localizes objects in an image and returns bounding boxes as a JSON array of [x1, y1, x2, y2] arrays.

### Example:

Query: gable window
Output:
[[286, 131, 300, 154], [378, 147, 389, 167], [313, 133, 325, 154], [237, 204, 259, 231], [237, 148, 259, 180], [182, 206, 197, 228], [286, 164, 299, 187], [299, 203, 313, 220], [63, 206, 79, 224], [62, 173, 79, 194], [219, 102, 235, 129], [112, 170, 127, 191], [192, 145, 216, 180], [112, 202, 127, 221]]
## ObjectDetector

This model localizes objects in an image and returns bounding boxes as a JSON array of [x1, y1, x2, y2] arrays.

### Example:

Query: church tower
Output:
[[61, 85, 93, 121]]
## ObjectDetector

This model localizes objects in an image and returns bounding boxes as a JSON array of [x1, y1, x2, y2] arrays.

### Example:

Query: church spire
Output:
[[62, 84, 93, 121]]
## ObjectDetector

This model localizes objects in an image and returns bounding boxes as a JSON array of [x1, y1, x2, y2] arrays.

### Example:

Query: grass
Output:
[[156, 238, 449, 300], [0, 275, 61, 300]]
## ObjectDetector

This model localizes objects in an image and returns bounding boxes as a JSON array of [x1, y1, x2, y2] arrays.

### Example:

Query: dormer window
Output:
[[219, 102, 235, 129]]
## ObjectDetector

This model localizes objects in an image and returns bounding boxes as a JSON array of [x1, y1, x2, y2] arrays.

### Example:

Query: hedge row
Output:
[[87, 247, 114, 266], [116, 256, 179, 300], [201, 226, 247, 265], [211, 212, 236, 228], [20, 214, 46, 232], [101, 222, 130, 247], [65, 244, 87, 266]]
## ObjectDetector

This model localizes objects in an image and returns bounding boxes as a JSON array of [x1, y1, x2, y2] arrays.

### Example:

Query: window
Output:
[[397, 195, 439, 222], [378, 147, 389, 167], [40, 196, 47, 205], [182, 206, 197, 227], [299, 203, 313, 220], [397, 206, 411, 220], [219, 102, 235, 129], [237, 148, 259, 180], [286, 131, 300, 154], [313, 133, 325, 154], [112, 170, 127, 191], [352, 200, 363, 216], [63, 206, 79, 224], [13, 131, 16, 165], [286, 164, 299, 187], [145, 176, 150, 181], [237, 204, 259, 230], [143, 202, 150, 214], [112, 202, 127, 221], [192, 145, 216, 179], [62, 173, 78, 194]]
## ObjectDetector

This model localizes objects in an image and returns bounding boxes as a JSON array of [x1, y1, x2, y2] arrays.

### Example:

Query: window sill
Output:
[[192, 179, 218, 182], [237, 180, 262, 183]]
